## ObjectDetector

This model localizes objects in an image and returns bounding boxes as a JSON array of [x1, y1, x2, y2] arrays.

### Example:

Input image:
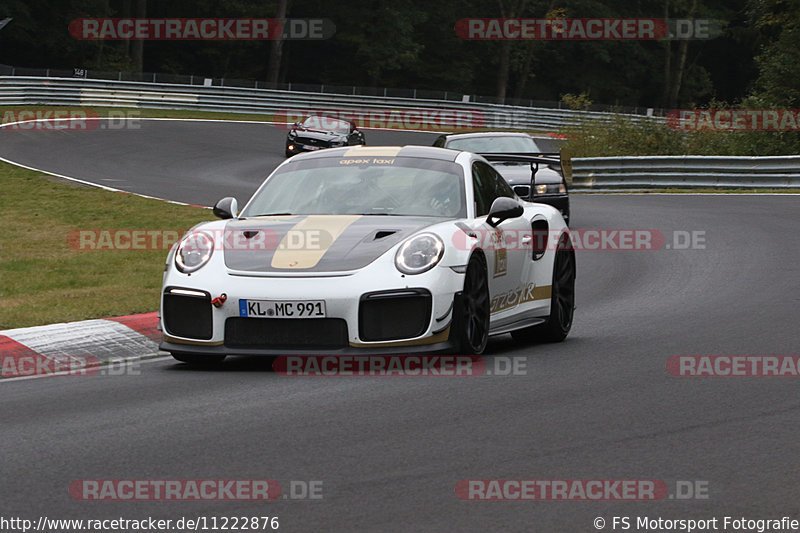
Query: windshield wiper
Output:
[[250, 212, 295, 216]]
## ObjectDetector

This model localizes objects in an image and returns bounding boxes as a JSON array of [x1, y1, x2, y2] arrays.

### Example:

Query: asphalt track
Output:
[[2, 120, 800, 532]]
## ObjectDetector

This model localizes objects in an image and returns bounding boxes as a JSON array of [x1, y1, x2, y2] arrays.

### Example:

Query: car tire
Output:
[[171, 353, 226, 365], [511, 233, 575, 343], [453, 253, 490, 355]]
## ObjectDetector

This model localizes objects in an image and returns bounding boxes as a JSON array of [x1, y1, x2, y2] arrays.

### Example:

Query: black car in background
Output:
[[433, 132, 570, 223], [286, 116, 366, 156]]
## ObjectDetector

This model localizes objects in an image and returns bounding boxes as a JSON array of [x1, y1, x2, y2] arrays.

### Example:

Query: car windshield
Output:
[[445, 135, 541, 153], [300, 116, 351, 134], [241, 155, 467, 218]]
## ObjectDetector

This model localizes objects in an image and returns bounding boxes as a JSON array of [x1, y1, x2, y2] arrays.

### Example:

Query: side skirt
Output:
[[489, 315, 547, 337]]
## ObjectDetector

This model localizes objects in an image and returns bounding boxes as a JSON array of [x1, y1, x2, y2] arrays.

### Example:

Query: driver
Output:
[[416, 176, 459, 216]]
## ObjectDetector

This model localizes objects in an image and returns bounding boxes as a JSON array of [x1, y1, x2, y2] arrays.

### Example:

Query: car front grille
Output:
[[163, 289, 213, 340], [295, 136, 326, 147], [359, 289, 432, 341], [513, 185, 531, 199], [225, 317, 349, 349]]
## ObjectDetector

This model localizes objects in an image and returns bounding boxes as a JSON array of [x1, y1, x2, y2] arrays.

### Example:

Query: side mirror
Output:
[[487, 197, 523, 228], [213, 197, 238, 219]]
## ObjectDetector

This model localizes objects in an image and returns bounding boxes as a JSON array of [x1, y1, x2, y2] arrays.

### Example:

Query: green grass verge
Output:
[[0, 162, 212, 329], [562, 115, 800, 157]]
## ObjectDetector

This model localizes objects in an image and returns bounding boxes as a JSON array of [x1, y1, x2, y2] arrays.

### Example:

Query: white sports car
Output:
[[159, 146, 575, 364]]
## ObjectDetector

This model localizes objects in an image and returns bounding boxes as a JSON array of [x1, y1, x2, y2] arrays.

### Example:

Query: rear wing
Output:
[[478, 151, 573, 185]]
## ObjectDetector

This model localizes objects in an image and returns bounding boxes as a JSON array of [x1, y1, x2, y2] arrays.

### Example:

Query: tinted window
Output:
[[242, 156, 466, 218], [472, 162, 496, 216], [472, 161, 516, 217], [488, 165, 516, 199], [301, 116, 351, 134], [446, 135, 539, 153]]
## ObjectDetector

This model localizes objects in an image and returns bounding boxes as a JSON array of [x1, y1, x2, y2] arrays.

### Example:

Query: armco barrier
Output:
[[571, 156, 800, 189], [0, 76, 655, 132]]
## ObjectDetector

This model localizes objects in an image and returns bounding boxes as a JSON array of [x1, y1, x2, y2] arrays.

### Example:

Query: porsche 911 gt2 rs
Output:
[[159, 146, 575, 364]]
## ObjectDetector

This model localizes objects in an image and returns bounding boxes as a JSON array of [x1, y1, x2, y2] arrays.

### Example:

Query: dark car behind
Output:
[[286, 116, 366, 156], [434, 132, 570, 223]]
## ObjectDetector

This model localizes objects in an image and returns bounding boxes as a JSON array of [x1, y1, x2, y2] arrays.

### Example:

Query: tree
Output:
[[747, 0, 800, 106], [266, 0, 288, 84]]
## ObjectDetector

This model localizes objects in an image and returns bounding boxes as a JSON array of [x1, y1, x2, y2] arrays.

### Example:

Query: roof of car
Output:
[[291, 145, 462, 162], [440, 131, 533, 140]]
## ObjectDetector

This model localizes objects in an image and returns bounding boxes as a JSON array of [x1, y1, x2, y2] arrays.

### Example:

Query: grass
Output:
[[0, 162, 211, 329], [561, 114, 800, 157]]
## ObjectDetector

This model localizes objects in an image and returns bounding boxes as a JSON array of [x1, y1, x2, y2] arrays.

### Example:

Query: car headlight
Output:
[[534, 183, 567, 195], [395, 233, 444, 275], [175, 231, 214, 273]]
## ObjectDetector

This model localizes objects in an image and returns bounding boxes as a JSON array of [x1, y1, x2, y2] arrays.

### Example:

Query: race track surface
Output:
[[1, 120, 799, 532]]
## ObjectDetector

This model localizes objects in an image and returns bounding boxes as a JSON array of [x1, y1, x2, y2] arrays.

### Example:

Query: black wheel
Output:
[[453, 254, 490, 354], [511, 234, 575, 343], [171, 353, 226, 366]]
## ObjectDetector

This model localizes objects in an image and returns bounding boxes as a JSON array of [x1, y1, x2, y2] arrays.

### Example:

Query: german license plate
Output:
[[302, 144, 320, 150], [239, 299, 326, 318]]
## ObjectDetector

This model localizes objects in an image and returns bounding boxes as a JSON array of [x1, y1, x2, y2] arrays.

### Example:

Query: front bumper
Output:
[[159, 262, 464, 356], [285, 138, 342, 155], [160, 337, 458, 356]]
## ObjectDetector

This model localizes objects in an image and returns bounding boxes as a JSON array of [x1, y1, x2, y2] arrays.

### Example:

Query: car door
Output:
[[471, 161, 529, 314]]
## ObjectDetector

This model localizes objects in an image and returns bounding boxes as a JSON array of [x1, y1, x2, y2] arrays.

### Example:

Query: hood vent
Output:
[[374, 230, 397, 240]]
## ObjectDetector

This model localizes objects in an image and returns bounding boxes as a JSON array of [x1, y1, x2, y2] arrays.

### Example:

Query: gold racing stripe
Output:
[[343, 146, 402, 157], [490, 284, 552, 314], [271, 215, 362, 269]]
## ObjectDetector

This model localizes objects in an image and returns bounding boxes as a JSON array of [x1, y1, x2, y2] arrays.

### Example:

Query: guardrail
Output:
[[0, 62, 664, 114], [571, 156, 800, 189], [2, 77, 796, 189], [0, 76, 657, 132]]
